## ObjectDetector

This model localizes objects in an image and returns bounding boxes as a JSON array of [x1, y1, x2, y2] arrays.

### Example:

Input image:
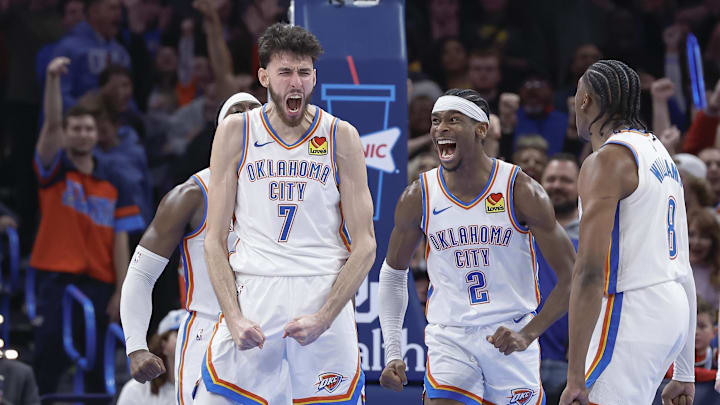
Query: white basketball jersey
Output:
[[229, 105, 351, 277], [421, 159, 540, 327], [587, 130, 691, 294], [180, 168, 223, 316]]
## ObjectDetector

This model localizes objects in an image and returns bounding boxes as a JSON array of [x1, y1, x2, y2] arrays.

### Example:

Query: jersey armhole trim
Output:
[[420, 172, 429, 233], [603, 139, 643, 202], [603, 140, 639, 168], [330, 118, 340, 186], [184, 175, 208, 238], [507, 165, 530, 233], [235, 112, 250, 174]]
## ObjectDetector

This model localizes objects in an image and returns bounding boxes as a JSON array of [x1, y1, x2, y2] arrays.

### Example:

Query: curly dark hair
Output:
[[258, 23, 323, 68]]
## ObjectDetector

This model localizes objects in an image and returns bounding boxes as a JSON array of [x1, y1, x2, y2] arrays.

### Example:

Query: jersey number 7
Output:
[[278, 204, 298, 242]]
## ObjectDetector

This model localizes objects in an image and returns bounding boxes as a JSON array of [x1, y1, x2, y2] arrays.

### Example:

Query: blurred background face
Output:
[[689, 219, 713, 265], [570, 44, 602, 79], [541, 160, 579, 215], [695, 312, 715, 351], [155, 46, 178, 76], [409, 96, 434, 137], [429, 0, 459, 21], [514, 147, 547, 182], [441, 39, 468, 75], [89, 0, 122, 39], [469, 55, 501, 91], [63, 0, 85, 29], [699, 148, 720, 197], [520, 78, 552, 116], [104, 73, 133, 112]]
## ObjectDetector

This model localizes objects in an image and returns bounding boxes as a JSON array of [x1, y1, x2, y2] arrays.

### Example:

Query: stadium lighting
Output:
[[5, 350, 18, 360]]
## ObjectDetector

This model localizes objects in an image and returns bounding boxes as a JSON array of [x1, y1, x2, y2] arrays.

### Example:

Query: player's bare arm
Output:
[[36, 57, 70, 167], [487, 171, 575, 355], [121, 180, 203, 383], [378, 179, 424, 392], [205, 113, 266, 350], [283, 120, 377, 346], [560, 144, 637, 405]]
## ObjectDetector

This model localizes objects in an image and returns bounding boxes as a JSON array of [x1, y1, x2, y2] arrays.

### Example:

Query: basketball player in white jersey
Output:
[[195, 23, 375, 404], [119, 93, 260, 405], [378, 88, 576, 405], [559, 60, 696, 405]]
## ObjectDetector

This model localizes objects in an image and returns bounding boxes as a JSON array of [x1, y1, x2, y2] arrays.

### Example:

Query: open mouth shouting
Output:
[[285, 93, 304, 118], [436, 138, 457, 162]]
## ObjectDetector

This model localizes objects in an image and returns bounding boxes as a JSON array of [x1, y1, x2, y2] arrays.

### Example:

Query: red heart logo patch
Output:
[[311, 137, 327, 148], [488, 193, 503, 205]]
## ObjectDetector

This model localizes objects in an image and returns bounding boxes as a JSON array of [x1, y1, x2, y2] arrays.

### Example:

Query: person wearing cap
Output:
[[378, 88, 575, 404], [117, 309, 186, 405], [119, 93, 260, 405]]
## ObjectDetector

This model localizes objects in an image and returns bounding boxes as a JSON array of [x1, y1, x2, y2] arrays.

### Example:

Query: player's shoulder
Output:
[[161, 176, 205, 212], [393, 177, 425, 227]]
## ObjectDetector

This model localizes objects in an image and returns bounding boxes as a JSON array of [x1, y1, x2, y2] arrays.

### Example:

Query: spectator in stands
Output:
[[97, 65, 145, 140], [468, 50, 502, 113], [51, 0, 130, 109], [683, 80, 720, 155], [147, 46, 180, 115], [0, 202, 18, 233], [83, 94, 153, 225], [436, 37, 471, 90], [699, 147, 720, 209], [35, 0, 86, 88], [413, 270, 430, 306], [514, 74, 568, 156], [117, 309, 184, 405], [31, 57, 144, 394], [664, 298, 717, 395], [408, 80, 442, 158], [554, 43, 602, 113], [688, 208, 720, 305], [682, 173, 717, 212], [512, 135, 548, 183], [537, 153, 580, 405], [0, 356, 41, 405]]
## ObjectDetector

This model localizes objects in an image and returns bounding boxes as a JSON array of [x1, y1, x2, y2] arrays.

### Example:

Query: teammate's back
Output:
[[599, 130, 691, 294]]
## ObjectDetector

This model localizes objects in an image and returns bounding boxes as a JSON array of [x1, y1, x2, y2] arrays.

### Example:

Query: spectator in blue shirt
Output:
[[515, 74, 568, 156], [51, 0, 130, 109], [537, 153, 580, 405]]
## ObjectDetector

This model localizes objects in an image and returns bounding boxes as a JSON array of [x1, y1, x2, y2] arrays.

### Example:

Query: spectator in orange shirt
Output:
[[31, 57, 144, 394]]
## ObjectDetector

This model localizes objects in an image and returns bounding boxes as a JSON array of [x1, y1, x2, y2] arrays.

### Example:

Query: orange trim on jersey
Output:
[[237, 112, 251, 174], [205, 314, 269, 405], [506, 166, 529, 234], [292, 354, 362, 404], [260, 108, 322, 150], [585, 294, 617, 379], [436, 166, 497, 210], [338, 202, 351, 252], [603, 242, 612, 295], [528, 237, 541, 305], [177, 311, 196, 405], [115, 205, 140, 218], [422, 172, 431, 232], [181, 227, 204, 309], [425, 356, 497, 405], [329, 117, 338, 185]]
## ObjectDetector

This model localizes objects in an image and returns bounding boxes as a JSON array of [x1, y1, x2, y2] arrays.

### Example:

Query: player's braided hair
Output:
[[582, 60, 647, 134], [443, 88, 491, 123], [258, 23, 323, 68]]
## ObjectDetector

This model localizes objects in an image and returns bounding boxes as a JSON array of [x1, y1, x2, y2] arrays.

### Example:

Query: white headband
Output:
[[217, 92, 261, 125], [431, 95, 489, 123]]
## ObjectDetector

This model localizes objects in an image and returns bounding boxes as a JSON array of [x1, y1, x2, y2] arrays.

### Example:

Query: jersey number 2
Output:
[[667, 197, 677, 259], [466, 271, 489, 305], [277, 204, 297, 242]]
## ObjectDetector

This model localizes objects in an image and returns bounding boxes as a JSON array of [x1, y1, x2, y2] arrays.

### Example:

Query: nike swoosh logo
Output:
[[432, 206, 452, 215], [254, 140, 274, 147]]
